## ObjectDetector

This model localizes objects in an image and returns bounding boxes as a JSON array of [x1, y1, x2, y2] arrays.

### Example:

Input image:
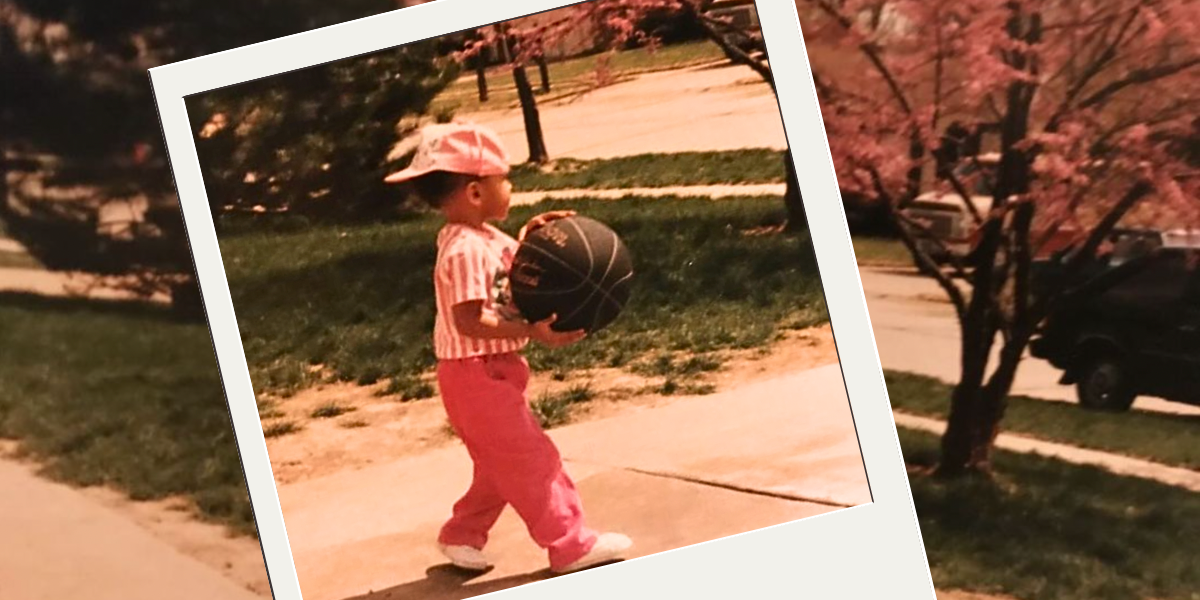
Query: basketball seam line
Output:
[[519, 243, 628, 325], [515, 228, 631, 319], [558, 221, 614, 330]]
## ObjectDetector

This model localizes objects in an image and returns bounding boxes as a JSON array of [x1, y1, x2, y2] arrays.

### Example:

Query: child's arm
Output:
[[452, 300, 585, 348]]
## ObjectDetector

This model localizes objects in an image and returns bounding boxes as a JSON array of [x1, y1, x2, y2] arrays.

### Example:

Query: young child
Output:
[[384, 122, 632, 574]]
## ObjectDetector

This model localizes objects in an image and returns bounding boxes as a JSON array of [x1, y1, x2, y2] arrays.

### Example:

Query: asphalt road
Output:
[[859, 267, 1200, 417]]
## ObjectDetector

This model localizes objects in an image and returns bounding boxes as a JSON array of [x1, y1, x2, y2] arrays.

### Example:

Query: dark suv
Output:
[[1030, 230, 1200, 411]]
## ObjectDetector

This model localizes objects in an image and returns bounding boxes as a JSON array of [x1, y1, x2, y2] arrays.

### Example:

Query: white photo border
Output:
[[149, 0, 936, 597]]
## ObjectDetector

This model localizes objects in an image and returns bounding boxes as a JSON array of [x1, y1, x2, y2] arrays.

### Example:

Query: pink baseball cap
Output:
[[384, 121, 511, 184]]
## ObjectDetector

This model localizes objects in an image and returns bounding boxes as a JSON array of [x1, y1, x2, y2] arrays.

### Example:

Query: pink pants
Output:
[[436, 352, 597, 570]]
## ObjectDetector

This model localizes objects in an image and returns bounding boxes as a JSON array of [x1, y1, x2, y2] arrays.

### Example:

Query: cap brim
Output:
[[383, 165, 435, 184]]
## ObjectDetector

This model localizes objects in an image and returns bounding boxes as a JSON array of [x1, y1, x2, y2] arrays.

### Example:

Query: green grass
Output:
[[852, 236, 913, 267], [310, 402, 355, 419], [0, 293, 256, 536], [885, 371, 1200, 470], [0, 250, 42, 269], [263, 420, 301, 438], [509, 150, 787, 191], [900, 427, 1200, 600], [219, 197, 828, 397], [432, 41, 725, 113], [379, 375, 437, 402], [530, 383, 596, 429]]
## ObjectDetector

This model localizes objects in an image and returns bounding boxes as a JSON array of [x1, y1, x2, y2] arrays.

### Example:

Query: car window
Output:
[[1110, 235, 1162, 266], [1105, 251, 1190, 308]]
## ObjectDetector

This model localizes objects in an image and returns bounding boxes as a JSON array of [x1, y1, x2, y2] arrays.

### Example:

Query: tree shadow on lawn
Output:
[[0, 289, 256, 536], [222, 199, 825, 387], [899, 429, 1200, 600], [0, 290, 181, 323]]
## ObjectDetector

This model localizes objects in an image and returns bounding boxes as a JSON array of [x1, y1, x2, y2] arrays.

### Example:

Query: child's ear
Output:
[[464, 180, 484, 205]]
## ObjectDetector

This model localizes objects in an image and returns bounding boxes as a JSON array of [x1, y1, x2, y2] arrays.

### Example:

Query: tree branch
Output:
[[1044, 7, 1140, 132], [808, 0, 913, 116], [868, 167, 969, 322], [693, 13, 774, 87], [1078, 56, 1200, 111]]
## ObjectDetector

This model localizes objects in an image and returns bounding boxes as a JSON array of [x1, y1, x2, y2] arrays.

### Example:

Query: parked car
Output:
[[1029, 229, 1200, 411], [901, 154, 997, 263]]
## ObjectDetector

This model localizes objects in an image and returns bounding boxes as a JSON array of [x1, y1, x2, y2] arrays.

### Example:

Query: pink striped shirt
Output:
[[433, 222, 528, 360]]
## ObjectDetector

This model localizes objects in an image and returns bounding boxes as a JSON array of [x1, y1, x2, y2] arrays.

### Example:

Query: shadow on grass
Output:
[[886, 371, 1200, 469], [0, 291, 254, 536], [0, 291, 180, 323], [219, 198, 827, 394], [900, 428, 1200, 600]]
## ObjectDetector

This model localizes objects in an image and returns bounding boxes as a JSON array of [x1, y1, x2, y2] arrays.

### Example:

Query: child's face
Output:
[[477, 175, 513, 222]]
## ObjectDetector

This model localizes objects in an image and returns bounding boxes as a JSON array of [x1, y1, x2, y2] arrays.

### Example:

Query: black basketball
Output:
[[509, 216, 634, 333]]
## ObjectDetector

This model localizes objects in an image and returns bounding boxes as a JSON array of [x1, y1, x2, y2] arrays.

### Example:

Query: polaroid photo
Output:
[[149, 0, 935, 598]]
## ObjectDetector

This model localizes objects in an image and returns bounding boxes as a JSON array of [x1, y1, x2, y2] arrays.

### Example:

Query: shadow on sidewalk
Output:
[[340, 560, 626, 600], [339, 564, 549, 600]]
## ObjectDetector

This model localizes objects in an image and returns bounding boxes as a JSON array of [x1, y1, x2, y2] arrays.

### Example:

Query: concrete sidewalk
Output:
[[894, 412, 1200, 491], [0, 458, 264, 600], [277, 363, 869, 600]]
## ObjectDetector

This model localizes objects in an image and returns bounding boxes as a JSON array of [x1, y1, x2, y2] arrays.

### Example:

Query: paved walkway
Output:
[[0, 458, 264, 600], [512, 182, 785, 205], [277, 363, 871, 600], [461, 63, 787, 161], [893, 412, 1200, 491]]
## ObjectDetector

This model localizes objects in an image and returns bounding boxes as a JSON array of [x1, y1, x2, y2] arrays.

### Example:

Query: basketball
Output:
[[509, 216, 634, 334]]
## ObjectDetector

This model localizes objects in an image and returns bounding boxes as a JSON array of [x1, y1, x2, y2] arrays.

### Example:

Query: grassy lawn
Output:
[[509, 149, 787, 191], [0, 250, 42, 269], [852, 236, 913, 268], [900, 427, 1200, 600], [0, 293, 255, 536], [217, 197, 827, 399], [432, 41, 725, 114], [886, 371, 1200, 470]]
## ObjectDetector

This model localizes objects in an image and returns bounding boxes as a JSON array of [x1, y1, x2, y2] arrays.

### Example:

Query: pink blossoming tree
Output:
[[797, 0, 1199, 475]]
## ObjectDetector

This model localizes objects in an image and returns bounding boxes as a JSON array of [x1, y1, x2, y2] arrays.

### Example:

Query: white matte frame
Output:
[[149, 0, 936, 597]]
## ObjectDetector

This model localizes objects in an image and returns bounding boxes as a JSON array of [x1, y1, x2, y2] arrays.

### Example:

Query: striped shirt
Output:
[[433, 222, 528, 360]]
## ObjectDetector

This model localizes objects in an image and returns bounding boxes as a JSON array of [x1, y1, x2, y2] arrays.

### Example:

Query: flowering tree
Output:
[[798, 0, 1199, 475]]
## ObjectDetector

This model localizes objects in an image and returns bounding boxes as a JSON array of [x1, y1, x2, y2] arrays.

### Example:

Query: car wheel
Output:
[[1076, 355, 1136, 412]]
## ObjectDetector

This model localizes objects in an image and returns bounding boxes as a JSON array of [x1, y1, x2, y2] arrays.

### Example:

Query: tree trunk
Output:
[[513, 66, 549, 164], [535, 54, 551, 93], [783, 149, 807, 232], [936, 302, 998, 476], [475, 55, 488, 102]]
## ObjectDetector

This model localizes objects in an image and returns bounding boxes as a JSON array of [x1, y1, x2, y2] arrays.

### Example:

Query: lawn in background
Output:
[[432, 41, 724, 114], [901, 428, 1199, 600], [851, 236, 912, 268], [217, 197, 828, 399], [0, 293, 255, 536], [886, 371, 1200, 470], [509, 149, 787, 191]]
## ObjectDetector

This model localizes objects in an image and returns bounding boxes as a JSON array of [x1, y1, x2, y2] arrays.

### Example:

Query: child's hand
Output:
[[519, 210, 576, 242], [529, 314, 586, 348]]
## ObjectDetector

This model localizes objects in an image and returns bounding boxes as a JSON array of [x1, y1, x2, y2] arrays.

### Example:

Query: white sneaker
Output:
[[438, 543, 491, 571], [552, 533, 633, 574]]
